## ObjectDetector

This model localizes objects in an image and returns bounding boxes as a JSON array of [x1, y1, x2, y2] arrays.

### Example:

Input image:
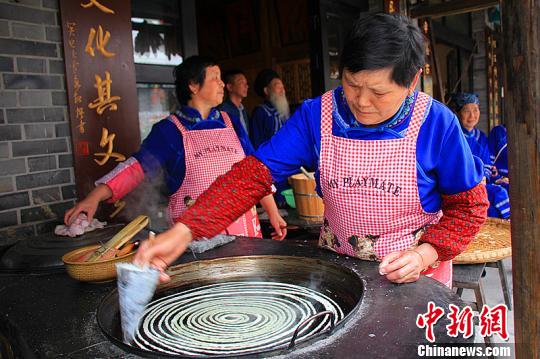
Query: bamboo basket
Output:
[[62, 244, 136, 282], [453, 218, 512, 264], [289, 173, 324, 223]]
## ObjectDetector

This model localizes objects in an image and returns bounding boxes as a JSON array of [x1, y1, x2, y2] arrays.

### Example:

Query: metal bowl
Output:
[[98, 255, 364, 358]]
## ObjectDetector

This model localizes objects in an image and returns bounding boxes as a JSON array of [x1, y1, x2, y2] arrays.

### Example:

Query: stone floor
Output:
[[459, 257, 514, 358]]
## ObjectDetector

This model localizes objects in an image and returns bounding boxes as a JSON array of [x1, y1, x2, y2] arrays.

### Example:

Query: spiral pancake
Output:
[[133, 281, 344, 356]]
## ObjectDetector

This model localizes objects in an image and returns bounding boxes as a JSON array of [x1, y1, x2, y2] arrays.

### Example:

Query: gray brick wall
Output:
[[0, 0, 75, 239]]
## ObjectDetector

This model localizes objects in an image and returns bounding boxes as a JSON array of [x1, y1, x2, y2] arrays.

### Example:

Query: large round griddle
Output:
[[98, 255, 364, 358]]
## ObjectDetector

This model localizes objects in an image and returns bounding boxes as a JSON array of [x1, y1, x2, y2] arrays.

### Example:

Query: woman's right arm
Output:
[[64, 184, 112, 224], [64, 120, 176, 224], [63, 156, 146, 225]]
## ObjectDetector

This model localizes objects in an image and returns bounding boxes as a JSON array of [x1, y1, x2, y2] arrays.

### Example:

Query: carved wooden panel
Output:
[[276, 59, 312, 107]]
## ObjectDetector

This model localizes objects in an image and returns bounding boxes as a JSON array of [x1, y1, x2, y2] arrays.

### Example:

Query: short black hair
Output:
[[222, 69, 245, 86], [339, 13, 426, 87], [173, 55, 217, 105]]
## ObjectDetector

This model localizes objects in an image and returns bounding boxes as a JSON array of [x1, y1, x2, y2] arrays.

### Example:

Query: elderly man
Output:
[[218, 69, 250, 134], [250, 69, 290, 149]]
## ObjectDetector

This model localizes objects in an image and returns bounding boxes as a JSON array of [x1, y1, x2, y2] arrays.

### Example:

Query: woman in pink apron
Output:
[[65, 56, 286, 241], [136, 15, 488, 289]]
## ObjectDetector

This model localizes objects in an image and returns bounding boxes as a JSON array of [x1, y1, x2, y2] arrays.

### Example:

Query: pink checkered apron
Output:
[[167, 112, 262, 238], [318, 91, 452, 287]]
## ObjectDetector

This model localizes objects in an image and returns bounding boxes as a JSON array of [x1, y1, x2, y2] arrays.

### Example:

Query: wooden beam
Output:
[[501, 1, 540, 358], [432, 21, 474, 51], [428, 19, 445, 101], [410, 0, 499, 18], [180, 0, 198, 57]]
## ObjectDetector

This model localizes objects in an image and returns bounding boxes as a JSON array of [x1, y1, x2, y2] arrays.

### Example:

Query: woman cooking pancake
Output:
[[64, 56, 287, 240], [136, 14, 489, 288]]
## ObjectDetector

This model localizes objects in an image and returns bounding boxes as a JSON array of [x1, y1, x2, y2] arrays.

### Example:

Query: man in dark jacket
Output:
[[250, 69, 290, 149], [218, 69, 250, 135]]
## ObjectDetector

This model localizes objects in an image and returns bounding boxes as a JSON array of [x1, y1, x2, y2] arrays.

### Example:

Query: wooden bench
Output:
[[452, 263, 490, 346], [486, 259, 513, 310], [453, 263, 487, 311]]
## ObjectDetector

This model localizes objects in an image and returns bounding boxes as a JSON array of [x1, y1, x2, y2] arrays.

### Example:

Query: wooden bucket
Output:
[[289, 173, 324, 222]]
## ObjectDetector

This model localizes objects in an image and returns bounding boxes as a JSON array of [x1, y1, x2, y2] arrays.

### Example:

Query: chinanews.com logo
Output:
[[415, 302, 513, 357], [417, 344, 512, 357]]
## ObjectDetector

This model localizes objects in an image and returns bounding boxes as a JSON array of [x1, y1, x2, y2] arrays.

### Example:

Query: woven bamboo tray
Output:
[[453, 218, 511, 264], [62, 244, 135, 282]]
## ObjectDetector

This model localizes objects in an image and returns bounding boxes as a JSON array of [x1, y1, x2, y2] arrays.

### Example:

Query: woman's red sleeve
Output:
[[420, 183, 489, 261], [177, 156, 273, 238]]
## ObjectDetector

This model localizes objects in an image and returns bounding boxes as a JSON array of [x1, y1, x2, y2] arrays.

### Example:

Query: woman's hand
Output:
[[133, 223, 193, 282], [64, 184, 112, 225], [378, 250, 424, 283], [259, 194, 287, 240], [269, 213, 287, 241], [495, 176, 509, 185], [379, 243, 438, 284]]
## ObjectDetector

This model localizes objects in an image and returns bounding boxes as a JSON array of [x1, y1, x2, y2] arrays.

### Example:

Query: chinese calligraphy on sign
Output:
[[80, 0, 115, 14], [417, 302, 509, 343], [88, 71, 121, 115], [61, 0, 139, 215], [85, 25, 116, 58], [66, 21, 86, 134], [110, 199, 126, 218], [94, 127, 126, 166]]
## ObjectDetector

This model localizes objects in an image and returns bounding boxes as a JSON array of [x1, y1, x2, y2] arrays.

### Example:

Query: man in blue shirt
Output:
[[218, 69, 250, 135], [250, 69, 290, 149]]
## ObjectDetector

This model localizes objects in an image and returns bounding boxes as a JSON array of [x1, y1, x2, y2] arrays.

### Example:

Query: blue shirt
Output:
[[486, 184, 511, 219], [254, 87, 484, 213], [250, 102, 287, 149], [488, 125, 508, 176], [461, 127, 493, 178], [132, 105, 254, 195], [218, 99, 249, 134]]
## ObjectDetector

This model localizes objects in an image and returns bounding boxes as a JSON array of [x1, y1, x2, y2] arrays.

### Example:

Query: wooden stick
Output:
[[300, 167, 315, 180], [86, 215, 149, 262]]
